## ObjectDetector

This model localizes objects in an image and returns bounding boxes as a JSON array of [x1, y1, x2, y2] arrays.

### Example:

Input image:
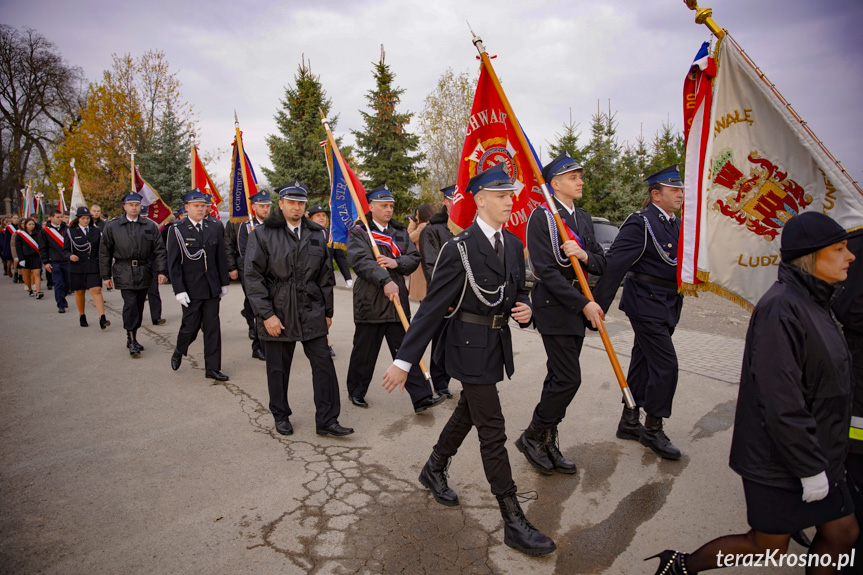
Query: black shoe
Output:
[[436, 388, 453, 399], [791, 530, 812, 548], [617, 405, 643, 441], [28, 290, 34, 296], [413, 394, 444, 414], [546, 426, 577, 474], [80, 314, 88, 327], [328, 345, 336, 357], [640, 415, 682, 460], [35, 292, 44, 299], [515, 423, 554, 475], [350, 396, 368, 408], [171, 349, 182, 371], [497, 494, 556, 556], [316, 422, 355, 437], [252, 348, 266, 361], [645, 550, 694, 575], [418, 450, 459, 507], [129, 341, 143, 357], [58, 306, 65, 313], [205, 370, 229, 382], [47, 284, 53, 290], [99, 315, 110, 329], [275, 419, 293, 435], [248, 326, 255, 340], [152, 318, 166, 326]]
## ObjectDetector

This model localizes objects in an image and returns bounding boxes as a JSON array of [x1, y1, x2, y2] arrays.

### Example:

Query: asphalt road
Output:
[[1, 276, 802, 574]]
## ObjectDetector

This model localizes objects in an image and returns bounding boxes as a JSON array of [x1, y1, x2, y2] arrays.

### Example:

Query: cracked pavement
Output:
[[0, 280, 800, 574]]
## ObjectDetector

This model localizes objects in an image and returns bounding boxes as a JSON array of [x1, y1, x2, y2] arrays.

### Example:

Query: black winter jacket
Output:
[[346, 214, 420, 324], [729, 262, 852, 488], [418, 206, 453, 282], [99, 217, 167, 290], [244, 210, 333, 342], [63, 224, 102, 275]]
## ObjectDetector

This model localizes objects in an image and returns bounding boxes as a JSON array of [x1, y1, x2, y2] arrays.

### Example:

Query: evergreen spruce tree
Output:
[[138, 104, 190, 210], [646, 122, 685, 178], [547, 108, 582, 161], [263, 57, 346, 206], [613, 132, 651, 222], [580, 102, 621, 219], [353, 46, 426, 216]]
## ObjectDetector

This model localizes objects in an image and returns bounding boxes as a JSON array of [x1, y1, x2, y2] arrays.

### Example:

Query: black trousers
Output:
[[175, 297, 222, 372], [239, 272, 262, 353], [264, 336, 340, 427], [346, 322, 432, 403], [50, 262, 69, 309], [627, 318, 678, 418], [531, 334, 584, 428], [435, 382, 516, 497], [147, 273, 162, 322], [331, 247, 352, 281], [430, 324, 451, 392], [121, 288, 148, 331]]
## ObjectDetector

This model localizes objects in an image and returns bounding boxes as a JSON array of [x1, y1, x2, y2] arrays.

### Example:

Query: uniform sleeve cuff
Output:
[[393, 359, 412, 372]]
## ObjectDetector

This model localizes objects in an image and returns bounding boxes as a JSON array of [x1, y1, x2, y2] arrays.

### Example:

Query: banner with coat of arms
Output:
[[680, 34, 863, 308], [450, 66, 544, 243]]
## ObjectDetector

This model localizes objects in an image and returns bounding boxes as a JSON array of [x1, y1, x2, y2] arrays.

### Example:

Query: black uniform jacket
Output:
[[592, 203, 682, 327], [224, 220, 243, 273], [63, 224, 102, 274], [527, 198, 606, 336], [99, 217, 167, 290], [237, 216, 266, 264], [729, 263, 852, 488], [244, 211, 333, 343], [396, 222, 532, 385], [347, 214, 421, 324], [418, 206, 453, 282], [835, 234, 863, 454], [39, 222, 69, 265], [166, 217, 230, 300]]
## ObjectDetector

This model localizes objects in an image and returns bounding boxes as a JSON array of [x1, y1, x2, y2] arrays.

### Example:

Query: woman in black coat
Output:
[[650, 212, 859, 575], [64, 207, 109, 328], [15, 217, 43, 298]]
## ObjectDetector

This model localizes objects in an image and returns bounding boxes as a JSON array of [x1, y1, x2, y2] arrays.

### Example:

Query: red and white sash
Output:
[[18, 229, 39, 252], [45, 225, 64, 248]]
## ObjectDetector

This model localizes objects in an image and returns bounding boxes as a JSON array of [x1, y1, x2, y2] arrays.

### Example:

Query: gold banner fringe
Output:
[[447, 219, 464, 236], [680, 270, 754, 312], [328, 241, 347, 250]]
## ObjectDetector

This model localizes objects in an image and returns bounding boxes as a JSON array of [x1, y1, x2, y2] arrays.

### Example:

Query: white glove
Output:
[[220, 285, 229, 298], [801, 471, 829, 502], [175, 292, 190, 307]]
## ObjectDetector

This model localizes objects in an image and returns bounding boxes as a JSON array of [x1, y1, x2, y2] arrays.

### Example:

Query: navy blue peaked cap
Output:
[[542, 151, 583, 182], [440, 184, 456, 199], [466, 163, 516, 195], [278, 181, 309, 201], [183, 188, 208, 204], [123, 192, 143, 203], [367, 185, 394, 202], [645, 165, 684, 188]]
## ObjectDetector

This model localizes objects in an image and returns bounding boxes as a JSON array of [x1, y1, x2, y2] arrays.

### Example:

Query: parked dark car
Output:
[[525, 216, 620, 288]]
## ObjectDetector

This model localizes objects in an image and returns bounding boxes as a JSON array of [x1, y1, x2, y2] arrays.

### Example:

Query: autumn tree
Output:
[[263, 56, 347, 206], [353, 45, 426, 215], [0, 25, 84, 210], [417, 67, 476, 196], [52, 52, 192, 211]]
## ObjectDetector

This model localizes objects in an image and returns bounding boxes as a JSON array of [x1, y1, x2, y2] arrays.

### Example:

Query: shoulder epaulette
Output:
[[453, 230, 470, 243]]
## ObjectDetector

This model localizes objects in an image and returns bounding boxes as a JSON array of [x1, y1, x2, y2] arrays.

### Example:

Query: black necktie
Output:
[[291, 227, 300, 241], [494, 232, 504, 264]]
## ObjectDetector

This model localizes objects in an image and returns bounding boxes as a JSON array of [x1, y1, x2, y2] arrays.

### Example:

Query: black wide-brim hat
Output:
[[780, 211, 859, 262]]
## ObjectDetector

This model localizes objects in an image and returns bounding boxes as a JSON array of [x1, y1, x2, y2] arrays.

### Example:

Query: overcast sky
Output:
[[3, 0, 861, 192]]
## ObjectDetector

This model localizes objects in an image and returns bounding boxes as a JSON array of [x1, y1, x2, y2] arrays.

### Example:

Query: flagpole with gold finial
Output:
[[468, 24, 635, 409], [683, 0, 726, 39], [320, 109, 434, 383], [234, 111, 254, 220]]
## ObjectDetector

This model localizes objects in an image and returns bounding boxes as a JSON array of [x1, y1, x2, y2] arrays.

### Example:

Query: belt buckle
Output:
[[131, 260, 138, 267], [491, 314, 505, 330]]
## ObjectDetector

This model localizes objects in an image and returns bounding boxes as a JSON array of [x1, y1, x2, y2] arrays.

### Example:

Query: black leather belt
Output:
[[626, 271, 677, 290], [456, 311, 508, 330], [117, 259, 143, 267]]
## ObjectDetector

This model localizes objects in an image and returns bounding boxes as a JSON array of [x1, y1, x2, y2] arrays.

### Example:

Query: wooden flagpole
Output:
[[469, 26, 635, 409], [320, 110, 433, 383]]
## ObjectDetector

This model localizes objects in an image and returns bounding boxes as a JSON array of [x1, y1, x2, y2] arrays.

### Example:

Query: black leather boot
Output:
[[617, 405, 643, 441], [640, 415, 681, 460], [418, 449, 459, 507], [128, 330, 143, 356], [496, 494, 556, 556], [515, 423, 553, 474], [546, 426, 576, 474], [80, 314, 88, 327], [645, 550, 696, 574]]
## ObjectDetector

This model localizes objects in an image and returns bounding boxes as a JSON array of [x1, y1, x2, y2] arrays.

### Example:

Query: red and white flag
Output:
[[679, 35, 863, 308], [192, 143, 223, 218], [135, 166, 172, 227]]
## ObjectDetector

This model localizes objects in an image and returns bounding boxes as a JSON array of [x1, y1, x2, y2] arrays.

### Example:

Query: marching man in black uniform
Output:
[[345, 185, 442, 413], [245, 182, 353, 437], [517, 152, 607, 475], [593, 165, 685, 460], [167, 189, 231, 381], [383, 163, 556, 557], [418, 183, 456, 398], [236, 191, 271, 361], [39, 208, 70, 314], [100, 192, 168, 357]]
